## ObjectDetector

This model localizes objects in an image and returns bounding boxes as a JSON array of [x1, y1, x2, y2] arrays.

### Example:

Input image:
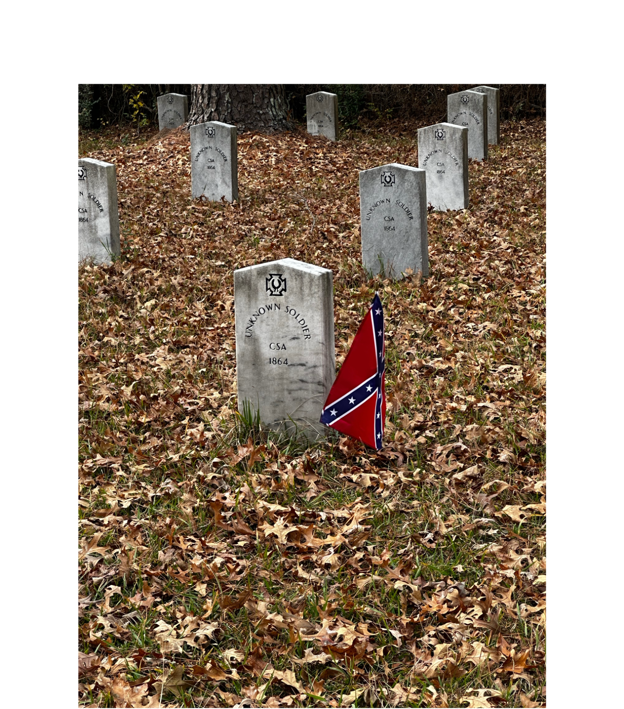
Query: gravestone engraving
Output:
[[234, 258, 335, 440], [447, 90, 488, 161], [470, 86, 500, 144], [78, 158, 120, 264], [190, 121, 238, 202], [157, 93, 188, 131], [417, 123, 469, 211], [359, 163, 428, 279], [306, 91, 339, 141]]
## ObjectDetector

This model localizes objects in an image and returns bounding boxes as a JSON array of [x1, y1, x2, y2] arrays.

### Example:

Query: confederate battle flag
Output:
[[320, 293, 386, 449]]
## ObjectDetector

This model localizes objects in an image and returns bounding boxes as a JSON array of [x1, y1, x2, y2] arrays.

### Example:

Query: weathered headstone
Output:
[[234, 258, 335, 440], [157, 93, 188, 131], [470, 85, 500, 144], [417, 123, 469, 211], [306, 91, 339, 141], [190, 121, 238, 202], [78, 158, 120, 264], [447, 90, 488, 161], [359, 163, 428, 279]]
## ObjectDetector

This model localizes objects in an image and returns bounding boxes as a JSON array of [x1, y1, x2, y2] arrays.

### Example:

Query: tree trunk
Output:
[[187, 85, 291, 133]]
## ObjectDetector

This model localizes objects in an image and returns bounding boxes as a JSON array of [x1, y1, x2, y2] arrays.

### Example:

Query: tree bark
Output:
[[187, 85, 291, 133]]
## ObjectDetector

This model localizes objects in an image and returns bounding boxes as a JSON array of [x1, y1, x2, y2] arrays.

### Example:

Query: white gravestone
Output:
[[234, 258, 335, 440], [306, 91, 339, 141], [418, 123, 469, 211], [78, 158, 120, 264], [470, 85, 500, 144], [359, 163, 428, 279], [190, 121, 238, 202], [157, 93, 188, 130], [447, 90, 488, 161]]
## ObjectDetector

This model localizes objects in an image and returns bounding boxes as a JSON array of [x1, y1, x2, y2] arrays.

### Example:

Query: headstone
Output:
[[306, 91, 339, 141], [359, 163, 428, 279], [157, 93, 188, 130], [78, 158, 120, 264], [447, 90, 488, 161], [417, 123, 469, 211], [234, 258, 335, 440], [190, 121, 238, 202], [470, 85, 500, 144]]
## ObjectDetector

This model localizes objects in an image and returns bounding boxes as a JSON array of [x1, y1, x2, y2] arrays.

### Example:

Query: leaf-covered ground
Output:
[[79, 116, 545, 708]]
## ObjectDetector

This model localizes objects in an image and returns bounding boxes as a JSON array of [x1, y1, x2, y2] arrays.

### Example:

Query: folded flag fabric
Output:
[[320, 293, 386, 449]]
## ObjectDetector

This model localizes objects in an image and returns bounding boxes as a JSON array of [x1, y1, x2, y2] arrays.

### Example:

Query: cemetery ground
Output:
[[79, 117, 545, 708]]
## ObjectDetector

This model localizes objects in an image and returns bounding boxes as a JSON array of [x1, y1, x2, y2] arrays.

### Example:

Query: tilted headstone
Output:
[[447, 90, 488, 161], [190, 121, 238, 202], [234, 258, 335, 440], [306, 91, 339, 141], [359, 163, 428, 279], [78, 158, 120, 264], [418, 123, 469, 211], [157, 93, 188, 130], [470, 85, 500, 144]]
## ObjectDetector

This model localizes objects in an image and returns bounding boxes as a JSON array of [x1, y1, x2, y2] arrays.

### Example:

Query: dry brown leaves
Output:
[[79, 117, 545, 707]]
